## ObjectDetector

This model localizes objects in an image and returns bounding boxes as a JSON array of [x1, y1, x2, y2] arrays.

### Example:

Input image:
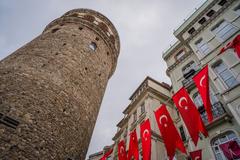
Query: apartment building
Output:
[[163, 0, 240, 159]]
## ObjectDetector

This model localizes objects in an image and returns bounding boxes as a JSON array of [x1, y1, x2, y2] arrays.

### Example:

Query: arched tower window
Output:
[[211, 131, 240, 160]]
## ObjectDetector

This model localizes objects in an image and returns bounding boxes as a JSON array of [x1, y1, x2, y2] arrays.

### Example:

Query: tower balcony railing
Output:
[[198, 102, 226, 125]]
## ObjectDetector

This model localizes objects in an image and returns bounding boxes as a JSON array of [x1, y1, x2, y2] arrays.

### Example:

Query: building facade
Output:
[[0, 9, 120, 160], [88, 145, 113, 160], [89, 0, 240, 159], [163, 0, 240, 159], [110, 77, 186, 160]]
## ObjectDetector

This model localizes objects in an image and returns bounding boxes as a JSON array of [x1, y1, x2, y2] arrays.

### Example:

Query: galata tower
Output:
[[0, 9, 120, 160]]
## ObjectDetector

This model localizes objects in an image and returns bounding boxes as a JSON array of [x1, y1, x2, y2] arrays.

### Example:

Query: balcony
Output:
[[182, 69, 197, 88], [198, 102, 226, 125]]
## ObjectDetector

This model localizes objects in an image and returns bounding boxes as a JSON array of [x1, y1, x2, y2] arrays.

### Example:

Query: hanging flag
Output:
[[172, 87, 208, 146], [140, 119, 151, 160], [154, 104, 186, 160], [219, 34, 240, 58], [100, 148, 113, 160], [127, 129, 139, 160], [190, 149, 202, 160], [193, 65, 213, 123], [118, 140, 127, 160], [220, 140, 240, 159]]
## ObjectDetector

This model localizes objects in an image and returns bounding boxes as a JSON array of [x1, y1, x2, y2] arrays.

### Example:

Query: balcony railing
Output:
[[182, 69, 197, 87], [198, 102, 225, 125]]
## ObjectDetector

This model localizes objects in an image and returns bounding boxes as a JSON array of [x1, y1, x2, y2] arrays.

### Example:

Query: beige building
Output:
[[88, 145, 113, 160], [111, 77, 182, 160], [163, 0, 240, 159], [89, 0, 240, 159]]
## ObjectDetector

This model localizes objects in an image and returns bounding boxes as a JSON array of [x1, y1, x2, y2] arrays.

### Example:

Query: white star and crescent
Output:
[[159, 115, 168, 127], [120, 146, 125, 155], [143, 129, 149, 141], [178, 97, 188, 110], [200, 75, 206, 87], [194, 156, 200, 160]]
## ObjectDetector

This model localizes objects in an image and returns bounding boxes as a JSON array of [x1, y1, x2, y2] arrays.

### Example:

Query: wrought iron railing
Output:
[[198, 102, 225, 124], [182, 69, 197, 87]]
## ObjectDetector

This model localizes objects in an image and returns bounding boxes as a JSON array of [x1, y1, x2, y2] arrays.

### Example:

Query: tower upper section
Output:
[[43, 8, 120, 77]]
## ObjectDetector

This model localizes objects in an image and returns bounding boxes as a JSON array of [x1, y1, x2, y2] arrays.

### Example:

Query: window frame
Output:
[[211, 131, 240, 160], [212, 60, 239, 89], [211, 20, 238, 42], [175, 49, 185, 61], [195, 38, 211, 56], [234, 3, 240, 15]]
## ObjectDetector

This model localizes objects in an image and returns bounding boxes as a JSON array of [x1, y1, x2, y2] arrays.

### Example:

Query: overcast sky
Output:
[[0, 0, 205, 158]]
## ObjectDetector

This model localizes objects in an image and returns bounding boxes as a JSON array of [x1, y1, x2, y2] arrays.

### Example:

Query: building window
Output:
[[175, 50, 185, 60], [195, 38, 210, 55], [179, 125, 187, 142], [212, 61, 238, 88], [182, 61, 197, 77], [211, 20, 238, 42], [234, 4, 240, 15], [198, 17, 207, 25], [140, 103, 145, 114], [206, 10, 216, 17], [218, 0, 227, 6], [211, 131, 240, 160], [133, 111, 137, 122], [188, 27, 196, 35]]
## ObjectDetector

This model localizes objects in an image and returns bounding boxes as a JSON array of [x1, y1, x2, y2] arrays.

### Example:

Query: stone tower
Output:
[[0, 9, 120, 159]]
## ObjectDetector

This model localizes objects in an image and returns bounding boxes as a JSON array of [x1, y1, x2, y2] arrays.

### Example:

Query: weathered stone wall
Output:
[[0, 9, 120, 160]]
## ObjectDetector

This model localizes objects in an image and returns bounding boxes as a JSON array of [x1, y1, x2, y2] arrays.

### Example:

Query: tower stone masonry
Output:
[[0, 9, 120, 159]]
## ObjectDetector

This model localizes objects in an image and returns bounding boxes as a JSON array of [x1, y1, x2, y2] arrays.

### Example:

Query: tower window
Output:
[[89, 42, 97, 51], [206, 10, 216, 17]]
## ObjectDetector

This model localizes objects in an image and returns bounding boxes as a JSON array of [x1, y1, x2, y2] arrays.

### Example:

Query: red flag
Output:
[[219, 34, 240, 58], [190, 149, 202, 160], [172, 87, 208, 146], [220, 140, 240, 159], [100, 148, 113, 160], [140, 119, 151, 160], [118, 140, 127, 160], [154, 104, 186, 160], [127, 129, 139, 160], [193, 65, 213, 122]]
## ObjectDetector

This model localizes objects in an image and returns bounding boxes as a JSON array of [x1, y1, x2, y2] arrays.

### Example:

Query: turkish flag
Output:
[[193, 65, 213, 122], [219, 34, 240, 58], [118, 140, 127, 160], [100, 148, 113, 160], [220, 140, 240, 159], [172, 87, 208, 146], [154, 104, 186, 160], [127, 129, 139, 160], [140, 119, 151, 160], [190, 149, 202, 160]]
